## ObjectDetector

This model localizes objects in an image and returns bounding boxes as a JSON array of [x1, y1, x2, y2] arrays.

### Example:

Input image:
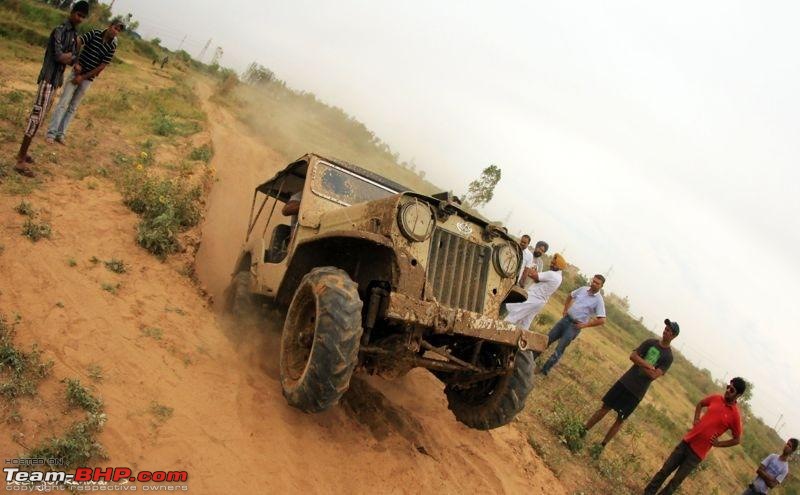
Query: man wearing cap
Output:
[[539, 274, 607, 376], [46, 18, 125, 145], [12, 1, 88, 177], [505, 254, 566, 330], [583, 319, 679, 454], [741, 437, 798, 494], [644, 377, 746, 494]]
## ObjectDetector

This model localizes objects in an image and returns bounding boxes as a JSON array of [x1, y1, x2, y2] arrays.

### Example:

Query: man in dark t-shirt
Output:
[[12, 2, 87, 177], [582, 318, 679, 453]]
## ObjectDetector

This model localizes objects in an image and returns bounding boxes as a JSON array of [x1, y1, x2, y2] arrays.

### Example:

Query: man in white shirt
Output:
[[505, 253, 566, 329], [540, 274, 607, 376], [742, 438, 797, 494], [517, 235, 534, 284], [518, 239, 549, 286]]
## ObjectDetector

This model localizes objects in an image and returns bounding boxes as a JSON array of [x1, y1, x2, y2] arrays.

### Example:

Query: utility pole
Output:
[[210, 46, 223, 66], [177, 35, 187, 51], [198, 38, 212, 61], [773, 413, 784, 431], [109, 0, 116, 8]]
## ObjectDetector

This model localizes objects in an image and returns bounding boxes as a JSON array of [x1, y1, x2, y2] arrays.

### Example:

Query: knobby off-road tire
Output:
[[280, 266, 363, 413], [224, 271, 256, 315], [445, 349, 535, 430]]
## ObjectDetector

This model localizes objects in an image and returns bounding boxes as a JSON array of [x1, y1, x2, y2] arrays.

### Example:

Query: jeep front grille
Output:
[[426, 228, 491, 313]]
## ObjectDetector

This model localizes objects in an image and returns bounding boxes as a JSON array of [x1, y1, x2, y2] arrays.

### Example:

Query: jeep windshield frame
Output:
[[310, 160, 398, 207]]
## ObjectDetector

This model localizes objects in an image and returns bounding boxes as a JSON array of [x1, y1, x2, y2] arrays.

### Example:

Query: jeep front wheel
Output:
[[280, 266, 363, 413], [445, 349, 535, 430]]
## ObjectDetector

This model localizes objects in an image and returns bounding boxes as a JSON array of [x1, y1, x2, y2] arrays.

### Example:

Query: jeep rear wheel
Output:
[[224, 271, 255, 315], [445, 349, 535, 430], [280, 266, 363, 413]]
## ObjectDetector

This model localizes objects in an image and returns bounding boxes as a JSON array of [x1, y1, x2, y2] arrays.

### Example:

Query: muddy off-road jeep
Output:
[[228, 153, 547, 430]]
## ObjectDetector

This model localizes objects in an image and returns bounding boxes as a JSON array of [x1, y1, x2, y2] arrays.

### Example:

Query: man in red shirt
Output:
[[644, 377, 746, 495]]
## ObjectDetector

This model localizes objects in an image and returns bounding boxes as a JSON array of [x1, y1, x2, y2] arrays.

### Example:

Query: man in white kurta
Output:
[[506, 253, 567, 330]]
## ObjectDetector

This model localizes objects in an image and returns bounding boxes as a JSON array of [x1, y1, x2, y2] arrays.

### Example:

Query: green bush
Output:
[[64, 378, 103, 414], [26, 413, 108, 468], [120, 171, 200, 227], [131, 37, 159, 60], [0, 313, 53, 400], [153, 111, 177, 136], [189, 144, 213, 163], [0, 20, 49, 46], [21, 217, 52, 241], [118, 167, 201, 256], [550, 402, 586, 453], [136, 211, 180, 256]]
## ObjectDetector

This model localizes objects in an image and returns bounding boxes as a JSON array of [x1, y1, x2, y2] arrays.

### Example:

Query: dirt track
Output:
[[0, 80, 565, 494]]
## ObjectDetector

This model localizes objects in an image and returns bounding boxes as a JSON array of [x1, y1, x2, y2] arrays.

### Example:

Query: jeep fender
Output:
[[276, 231, 402, 306]]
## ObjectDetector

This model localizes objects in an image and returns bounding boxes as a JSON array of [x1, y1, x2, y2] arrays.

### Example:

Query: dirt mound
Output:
[[0, 79, 565, 494]]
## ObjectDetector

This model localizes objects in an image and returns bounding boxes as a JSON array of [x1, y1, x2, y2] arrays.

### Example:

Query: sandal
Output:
[[14, 165, 35, 178], [24, 155, 35, 164]]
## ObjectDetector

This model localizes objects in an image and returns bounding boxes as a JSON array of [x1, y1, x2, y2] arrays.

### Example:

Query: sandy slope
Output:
[[0, 80, 565, 494]]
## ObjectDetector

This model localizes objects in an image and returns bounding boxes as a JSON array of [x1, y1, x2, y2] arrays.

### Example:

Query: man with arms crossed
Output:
[[505, 253, 566, 329], [644, 377, 746, 495], [12, 1, 87, 177], [584, 319, 679, 454], [741, 437, 798, 494], [539, 274, 606, 376]]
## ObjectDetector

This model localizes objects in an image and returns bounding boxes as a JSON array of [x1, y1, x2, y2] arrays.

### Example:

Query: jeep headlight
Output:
[[493, 242, 520, 278], [398, 200, 435, 242]]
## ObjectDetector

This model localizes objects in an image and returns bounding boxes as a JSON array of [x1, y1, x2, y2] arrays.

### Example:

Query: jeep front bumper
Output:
[[384, 292, 547, 352]]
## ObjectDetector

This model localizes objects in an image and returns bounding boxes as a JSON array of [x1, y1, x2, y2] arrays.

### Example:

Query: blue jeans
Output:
[[540, 316, 580, 374], [47, 74, 92, 140]]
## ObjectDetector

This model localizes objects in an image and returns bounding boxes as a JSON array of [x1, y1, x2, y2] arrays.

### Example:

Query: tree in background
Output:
[[464, 164, 501, 208]]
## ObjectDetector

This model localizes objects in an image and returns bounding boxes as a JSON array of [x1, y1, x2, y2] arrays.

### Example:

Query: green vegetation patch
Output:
[[119, 167, 201, 256], [25, 413, 108, 469], [0, 89, 31, 123], [189, 144, 214, 163], [13, 199, 34, 216], [21, 217, 51, 241], [103, 258, 127, 274], [63, 378, 103, 414], [0, 314, 53, 400]]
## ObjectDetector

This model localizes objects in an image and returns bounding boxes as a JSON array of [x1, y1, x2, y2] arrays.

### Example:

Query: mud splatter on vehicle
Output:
[[227, 153, 547, 430]]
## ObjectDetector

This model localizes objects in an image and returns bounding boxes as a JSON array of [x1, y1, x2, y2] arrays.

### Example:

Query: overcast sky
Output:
[[115, 0, 800, 436]]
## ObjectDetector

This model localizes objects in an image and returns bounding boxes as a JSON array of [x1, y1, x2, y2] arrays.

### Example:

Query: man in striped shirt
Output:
[[46, 19, 125, 145], [13, 1, 88, 177]]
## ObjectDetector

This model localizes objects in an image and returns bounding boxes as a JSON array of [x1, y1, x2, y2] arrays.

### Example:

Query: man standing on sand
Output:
[[644, 377, 746, 495], [583, 319, 679, 454], [46, 18, 125, 146], [505, 253, 566, 330], [539, 274, 606, 376], [741, 438, 798, 495], [12, 1, 88, 177]]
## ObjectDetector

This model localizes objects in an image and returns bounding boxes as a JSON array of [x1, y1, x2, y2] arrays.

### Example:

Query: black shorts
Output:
[[602, 381, 642, 420]]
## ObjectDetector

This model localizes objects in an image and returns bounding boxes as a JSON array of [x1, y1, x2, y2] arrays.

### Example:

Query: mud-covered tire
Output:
[[445, 349, 535, 430], [223, 271, 255, 315], [280, 266, 363, 413]]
